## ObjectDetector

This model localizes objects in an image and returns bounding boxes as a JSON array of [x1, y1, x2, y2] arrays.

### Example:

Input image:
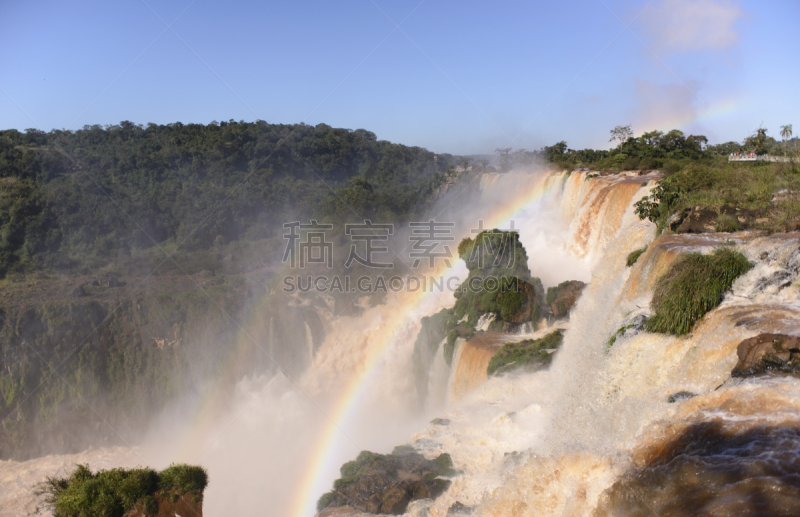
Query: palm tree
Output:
[[781, 124, 793, 150]]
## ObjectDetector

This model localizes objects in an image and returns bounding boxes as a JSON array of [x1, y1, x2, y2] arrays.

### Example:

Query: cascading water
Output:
[[5, 168, 798, 517]]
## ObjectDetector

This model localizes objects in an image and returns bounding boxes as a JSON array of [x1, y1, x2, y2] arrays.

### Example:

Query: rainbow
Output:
[[290, 169, 574, 517], [638, 94, 742, 137]]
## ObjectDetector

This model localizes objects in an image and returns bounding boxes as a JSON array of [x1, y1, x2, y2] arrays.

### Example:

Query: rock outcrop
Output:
[[731, 333, 800, 377], [316, 449, 456, 515], [123, 492, 203, 516], [545, 280, 586, 318], [672, 205, 759, 234]]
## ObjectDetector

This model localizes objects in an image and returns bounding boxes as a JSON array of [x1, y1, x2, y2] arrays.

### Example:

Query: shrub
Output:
[[626, 246, 647, 267], [158, 464, 208, 493], [38, 463, 207, 517], [645, 248, 751, 335]]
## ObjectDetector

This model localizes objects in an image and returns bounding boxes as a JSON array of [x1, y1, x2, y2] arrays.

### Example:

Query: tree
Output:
[[609, 125, 633, 148], [781, 124, 793, 150], [495, 147, 513, 172], [744, 127, 775, 156], [543, 141, 568, 162], [459, 157, 472, 172]]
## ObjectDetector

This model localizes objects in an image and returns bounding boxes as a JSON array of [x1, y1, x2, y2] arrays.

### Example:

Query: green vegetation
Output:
[[486, 330, 564, 376], [645, 248, 751, 335], [606, 323, 636, 348], [38, 463, 207, 517], [316, 448, 455, 513], [716, 213, 742, 233], [634, 160, 800, 234], [546, 281, 573, 304], [0, 121, 460, 277], [539, 128, 713, 172], [626, 246, 647, 267], [454, 230, 543, 328]]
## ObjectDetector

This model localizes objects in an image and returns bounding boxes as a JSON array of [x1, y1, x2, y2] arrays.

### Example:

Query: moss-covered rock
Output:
[[316, 448, 456, 515], [38, 463, 207, 517], [453, 230, 545, 328], [545, 280, 586, 318], [486, 330, 564, 376]]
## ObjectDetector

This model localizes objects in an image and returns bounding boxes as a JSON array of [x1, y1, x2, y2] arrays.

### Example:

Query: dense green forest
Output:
[[3, 120, 796, 278], [0, 120, 460, 277], [496, 125, 798, 173]]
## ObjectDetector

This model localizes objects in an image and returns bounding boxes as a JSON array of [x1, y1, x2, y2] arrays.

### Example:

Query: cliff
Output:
[[0, 268, 324, 460]]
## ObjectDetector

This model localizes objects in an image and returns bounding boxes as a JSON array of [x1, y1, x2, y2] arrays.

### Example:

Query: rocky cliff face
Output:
[[546, 280, 586, 318], [0, 277, 324, 460], [316, 449, 456, 515]]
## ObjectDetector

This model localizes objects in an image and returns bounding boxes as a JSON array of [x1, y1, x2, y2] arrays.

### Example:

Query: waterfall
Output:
[[475, 313, 496, 331], [305, 322, 314, 368], [10, 167, 799, 517]]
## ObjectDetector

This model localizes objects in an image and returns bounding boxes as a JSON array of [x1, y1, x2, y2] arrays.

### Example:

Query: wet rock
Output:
[[675, 205, 760, 234], [502, 451, 524, 469], [69, 285, 85, 297], [546, 280, 587, 318], [317, 450, 456, 515], [667, 391, 695, 403], [123, 491, 203, 517], [595, 422, 800, 517], [731, 333, 800, 377], [406, 498, 434, 517], [607, 314, 648, 348], [753, 269, 793, 293], [759, 251, 769, 261], [316, 507, 368, 517], [447, 501, 475, 515], [667, 211, 685, 230], [430, 418, 450, 426], [676, 206, 719, 233], [783, 246, 800, 274]]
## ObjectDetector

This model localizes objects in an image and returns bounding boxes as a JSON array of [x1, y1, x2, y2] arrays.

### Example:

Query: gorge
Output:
[[3, 167, 800, 517]]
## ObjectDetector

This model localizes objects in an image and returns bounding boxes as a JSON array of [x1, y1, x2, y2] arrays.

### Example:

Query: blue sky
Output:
[[1, 0, 798, 154]]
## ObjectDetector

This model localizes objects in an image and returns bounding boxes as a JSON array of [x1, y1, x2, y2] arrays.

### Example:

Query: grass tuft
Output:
[[487, 331, 563, 376], [626, 246, 647, 267], [716, 213, 741, 233], [645, 247, 751, 335], [606, 323, 635, 348]]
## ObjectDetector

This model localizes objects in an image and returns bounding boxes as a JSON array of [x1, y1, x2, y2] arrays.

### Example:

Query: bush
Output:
[[645, 248, 751, 335], [38, 463, 207, 517]]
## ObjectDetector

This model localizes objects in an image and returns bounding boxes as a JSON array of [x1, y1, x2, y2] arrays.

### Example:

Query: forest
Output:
[[0, 120, 458, 277]]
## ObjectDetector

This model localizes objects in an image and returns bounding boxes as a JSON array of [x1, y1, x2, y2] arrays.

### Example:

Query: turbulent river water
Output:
[[3, 169, 800, 517]]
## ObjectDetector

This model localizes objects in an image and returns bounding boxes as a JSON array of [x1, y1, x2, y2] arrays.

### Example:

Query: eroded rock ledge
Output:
[[316, 448, 456, 515]]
